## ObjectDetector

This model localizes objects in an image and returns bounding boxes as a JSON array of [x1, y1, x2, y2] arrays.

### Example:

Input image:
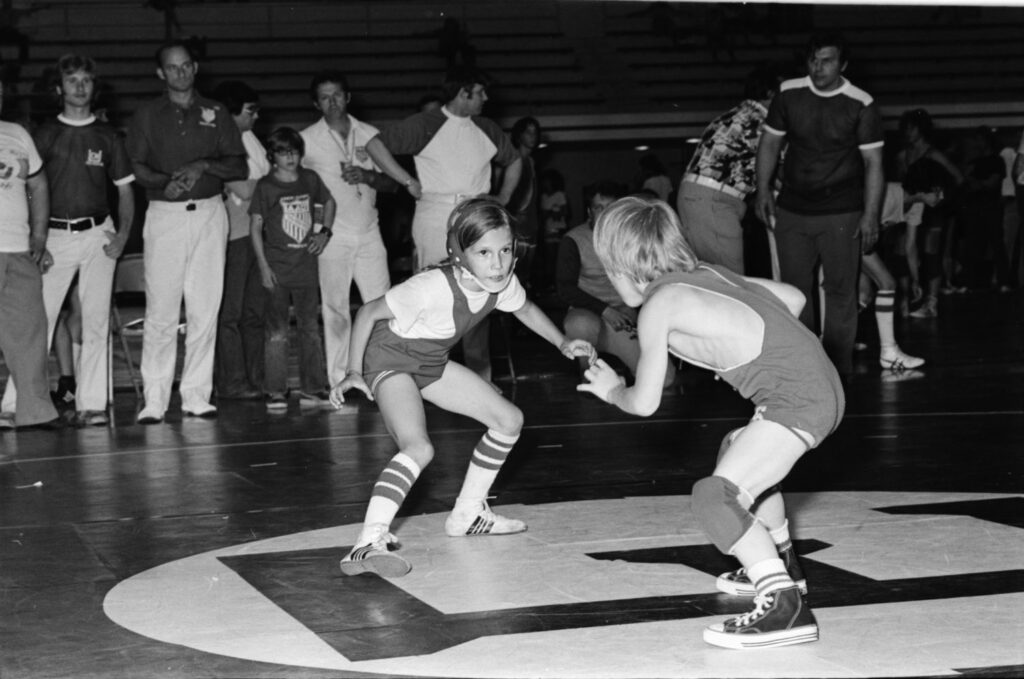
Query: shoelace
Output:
[[733, 592, 774, 627]]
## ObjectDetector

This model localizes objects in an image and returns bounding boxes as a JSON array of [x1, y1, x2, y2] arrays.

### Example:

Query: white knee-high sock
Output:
[[453, 429, 519, 513], [362, 453, 422, 540], [875, 290, 898, 350]]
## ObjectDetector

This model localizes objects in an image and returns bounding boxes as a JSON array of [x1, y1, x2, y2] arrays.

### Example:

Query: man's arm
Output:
[[494, 156, 522, 206], [858, 145, 884, 253], [130, 159, 173, 191], [341, 164, 401, 193], [249, 213, 277, 290], [365, 137, 420, 198], [171, 154, 247, 190], [754, 131, 784, 225], [225, 178, 257, 202], [103, 183, 136, 260], [26, 171, 51, 270]]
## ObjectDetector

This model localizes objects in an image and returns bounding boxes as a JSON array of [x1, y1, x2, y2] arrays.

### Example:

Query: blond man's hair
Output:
[[593, 196, 698, 283]]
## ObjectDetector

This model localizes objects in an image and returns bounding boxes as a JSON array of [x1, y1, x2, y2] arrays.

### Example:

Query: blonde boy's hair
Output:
[[593, 196, 698, 282]]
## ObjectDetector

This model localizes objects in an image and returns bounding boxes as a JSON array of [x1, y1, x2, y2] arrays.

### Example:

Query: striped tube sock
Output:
[[748, 558, 796, 597], [362, 453, 422, 535], [454, 429, 519, 511], [875, 289, 897, 350]]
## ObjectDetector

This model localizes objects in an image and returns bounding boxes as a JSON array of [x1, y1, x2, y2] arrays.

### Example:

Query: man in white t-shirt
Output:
[[0, 78, 60, 429], [300, 70, 400, 389], [365, 66, 522, 382]]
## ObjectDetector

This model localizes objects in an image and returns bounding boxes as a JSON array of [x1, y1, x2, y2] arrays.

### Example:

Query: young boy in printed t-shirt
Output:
[[250, 127, 336, 410]]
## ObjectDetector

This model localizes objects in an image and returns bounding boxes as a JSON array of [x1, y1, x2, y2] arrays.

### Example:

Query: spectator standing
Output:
[[538, 167, 569, 291], [126, 40, 246, 423], [300, 71, 397, 388], [364, 66, 522, 383], [678, 66, 780, 274], [0, 76, 59, 430], [897, 109, 962, 318], [503, 116, 541, 288], [213, 80, 268, 400], [960, 126, 1010, 291], [2, 55, 134, 427], [250, 128, 335, 410], [755, 32, 884, 377]]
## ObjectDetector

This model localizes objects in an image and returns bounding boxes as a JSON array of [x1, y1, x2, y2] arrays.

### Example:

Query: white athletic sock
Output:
[[748, 558, 795, 597], [875, 290, 898, 351], [361, 453, 422, 541], [453, 429, 519, 513]]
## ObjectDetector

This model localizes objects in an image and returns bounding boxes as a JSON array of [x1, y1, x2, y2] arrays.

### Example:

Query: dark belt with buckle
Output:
[[49, 214, 109, 231]]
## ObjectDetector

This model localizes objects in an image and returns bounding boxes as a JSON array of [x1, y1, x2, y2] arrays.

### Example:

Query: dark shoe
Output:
[[703, 586, 818, 649]]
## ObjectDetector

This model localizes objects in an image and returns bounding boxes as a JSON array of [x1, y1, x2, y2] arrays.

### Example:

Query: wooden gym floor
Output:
[[1, 289, 1022, 679]]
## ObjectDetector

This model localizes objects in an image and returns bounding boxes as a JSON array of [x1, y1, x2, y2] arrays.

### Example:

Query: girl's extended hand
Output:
[[559, 338, 596, 364], [329, 372, 374, 408]]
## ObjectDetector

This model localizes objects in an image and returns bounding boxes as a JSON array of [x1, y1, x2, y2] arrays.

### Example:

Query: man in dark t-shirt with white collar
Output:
[[1, 54, 134, 427], [755, 32, 884, 378]]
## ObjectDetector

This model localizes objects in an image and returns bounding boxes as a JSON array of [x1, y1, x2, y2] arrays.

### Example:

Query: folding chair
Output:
[[109, 253, 145, 412]]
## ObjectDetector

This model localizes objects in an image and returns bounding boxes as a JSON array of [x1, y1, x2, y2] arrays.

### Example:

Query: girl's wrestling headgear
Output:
[[446, 197, 518, 291]]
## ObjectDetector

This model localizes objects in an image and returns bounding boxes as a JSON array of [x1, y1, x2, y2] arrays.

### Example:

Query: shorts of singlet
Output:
[[362, 321, 452, 397], [365, 362, 446, 396], [744, 371, 845, 451]]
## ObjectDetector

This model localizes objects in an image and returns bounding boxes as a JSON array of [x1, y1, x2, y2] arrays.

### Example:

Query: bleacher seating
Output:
[[3, 0, 1023, 140]]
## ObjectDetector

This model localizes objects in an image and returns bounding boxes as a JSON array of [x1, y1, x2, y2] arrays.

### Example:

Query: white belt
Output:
[[420, 192, 477, 205], [684, 173, 745, 200]]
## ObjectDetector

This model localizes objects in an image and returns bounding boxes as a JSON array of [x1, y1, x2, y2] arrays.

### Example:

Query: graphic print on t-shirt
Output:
[[280, 194, 312, 247], [0, 148, 28, 185]]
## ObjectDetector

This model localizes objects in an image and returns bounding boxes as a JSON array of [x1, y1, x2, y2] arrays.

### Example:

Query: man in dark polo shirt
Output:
[[127, 40, 246, 423], [754, 32, 883, 377], [1, 53, 135, 427]]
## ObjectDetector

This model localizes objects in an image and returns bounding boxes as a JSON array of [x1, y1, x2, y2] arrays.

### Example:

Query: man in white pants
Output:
[[300, 70, 398, 391], [365, 66, 522, 382], [1, 54, 135, 427], [126, 41, 246, 423], [0, 77, 60, 430]]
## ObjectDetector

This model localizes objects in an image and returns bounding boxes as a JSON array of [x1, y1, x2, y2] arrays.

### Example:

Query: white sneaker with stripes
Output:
[[444, 501, 527, 537], [340, 526, 411, 577]]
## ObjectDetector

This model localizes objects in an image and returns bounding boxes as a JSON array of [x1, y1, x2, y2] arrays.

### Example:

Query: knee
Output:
[[404, 440, 435, 467], [715, 428, 744, 464], [691, 475, 756, 553], [495, 404, 524, 437]]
